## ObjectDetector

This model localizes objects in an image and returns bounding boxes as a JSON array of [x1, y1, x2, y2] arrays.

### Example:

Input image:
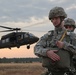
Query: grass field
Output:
[[0, 62, 44, 75]]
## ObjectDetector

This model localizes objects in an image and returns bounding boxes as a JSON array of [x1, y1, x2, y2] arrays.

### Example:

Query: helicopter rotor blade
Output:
[[0, 27, 21, 32], [0, 25, 21, 32], [0, 25, 13, 29]]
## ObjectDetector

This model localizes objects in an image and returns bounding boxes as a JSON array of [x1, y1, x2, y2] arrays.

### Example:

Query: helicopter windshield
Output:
[[29, 33, 35, 37]]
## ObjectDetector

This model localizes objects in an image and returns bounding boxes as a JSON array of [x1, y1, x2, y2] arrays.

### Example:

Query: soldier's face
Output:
[[65, 25, 74, 31], [51, 17, 61, 27]]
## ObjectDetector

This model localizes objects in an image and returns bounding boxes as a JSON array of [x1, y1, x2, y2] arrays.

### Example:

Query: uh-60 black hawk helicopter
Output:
[[0, 25, 39, 49]]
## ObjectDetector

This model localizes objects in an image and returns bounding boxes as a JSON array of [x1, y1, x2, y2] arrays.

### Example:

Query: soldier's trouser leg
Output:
[[52, 71, 65, 75]]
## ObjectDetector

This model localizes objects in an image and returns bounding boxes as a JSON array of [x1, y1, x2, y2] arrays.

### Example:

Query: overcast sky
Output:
[[0, 0, 76, 33], [0, 0, 76, 58]]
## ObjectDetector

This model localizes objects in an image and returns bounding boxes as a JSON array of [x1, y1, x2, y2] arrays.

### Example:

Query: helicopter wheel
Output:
[[17, 46, 20, 48], [17, 44, 20, 48], [27, 45, 30, 49], [9, 47, 11, 49]]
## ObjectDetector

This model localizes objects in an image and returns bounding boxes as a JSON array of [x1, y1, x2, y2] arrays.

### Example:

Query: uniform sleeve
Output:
[[34, 34, 50, 57], [63, 34, 76, 55], [63, 41, 76, 54]]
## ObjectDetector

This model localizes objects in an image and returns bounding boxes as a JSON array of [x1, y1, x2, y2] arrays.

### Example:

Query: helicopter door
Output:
[[17, 35, 22, 41], [18, 35, 21, 40], [9, 36, 17, 43], [21, 35, 23, 39]]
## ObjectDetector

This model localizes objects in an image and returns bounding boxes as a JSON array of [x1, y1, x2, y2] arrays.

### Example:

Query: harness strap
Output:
[[59, 30, 67, 42]]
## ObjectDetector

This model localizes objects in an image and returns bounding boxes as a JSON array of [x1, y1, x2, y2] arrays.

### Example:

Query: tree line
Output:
[[0, 57, 42, 63]]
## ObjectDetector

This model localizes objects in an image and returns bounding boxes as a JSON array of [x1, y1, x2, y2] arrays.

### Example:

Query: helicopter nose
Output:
[[35, 37, 39, 42]]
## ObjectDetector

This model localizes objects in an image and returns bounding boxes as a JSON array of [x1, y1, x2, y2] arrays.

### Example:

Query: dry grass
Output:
[[0, 62, 44, 75]]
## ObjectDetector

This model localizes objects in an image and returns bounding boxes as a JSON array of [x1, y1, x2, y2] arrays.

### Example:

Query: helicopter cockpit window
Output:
[[24, 34, 28, 38], [29, 33, 34, 38]]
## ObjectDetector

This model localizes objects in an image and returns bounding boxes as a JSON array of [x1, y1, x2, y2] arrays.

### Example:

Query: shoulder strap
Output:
[[59, 30, 67, 42]]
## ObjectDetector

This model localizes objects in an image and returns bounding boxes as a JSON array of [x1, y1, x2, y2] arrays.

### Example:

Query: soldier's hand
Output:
[[56, 41, 64, 48], [46, 50, 60, 61]]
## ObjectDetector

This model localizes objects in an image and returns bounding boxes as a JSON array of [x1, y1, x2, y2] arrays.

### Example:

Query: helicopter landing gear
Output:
[[17, 44, 20, 48], [9, 47, 11, 49], [27, 45, 30, 49]]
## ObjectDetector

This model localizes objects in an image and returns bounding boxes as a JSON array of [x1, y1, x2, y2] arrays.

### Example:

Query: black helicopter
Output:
[[0, 25, 39, 49]]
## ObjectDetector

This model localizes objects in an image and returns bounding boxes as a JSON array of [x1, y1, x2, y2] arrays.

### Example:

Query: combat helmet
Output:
[[64, 18, 76, 28], [49, 6, 67, 20]]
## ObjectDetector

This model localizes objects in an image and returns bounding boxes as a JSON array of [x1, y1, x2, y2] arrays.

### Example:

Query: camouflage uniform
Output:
[[64, 18, 76, 75], [34, 7, 76, 75]]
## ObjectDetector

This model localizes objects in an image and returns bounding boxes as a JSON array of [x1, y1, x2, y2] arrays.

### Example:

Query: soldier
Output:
[[64, 18, 76, 32], [64, 18, 76, 75], [34, 6, 76, 75]]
